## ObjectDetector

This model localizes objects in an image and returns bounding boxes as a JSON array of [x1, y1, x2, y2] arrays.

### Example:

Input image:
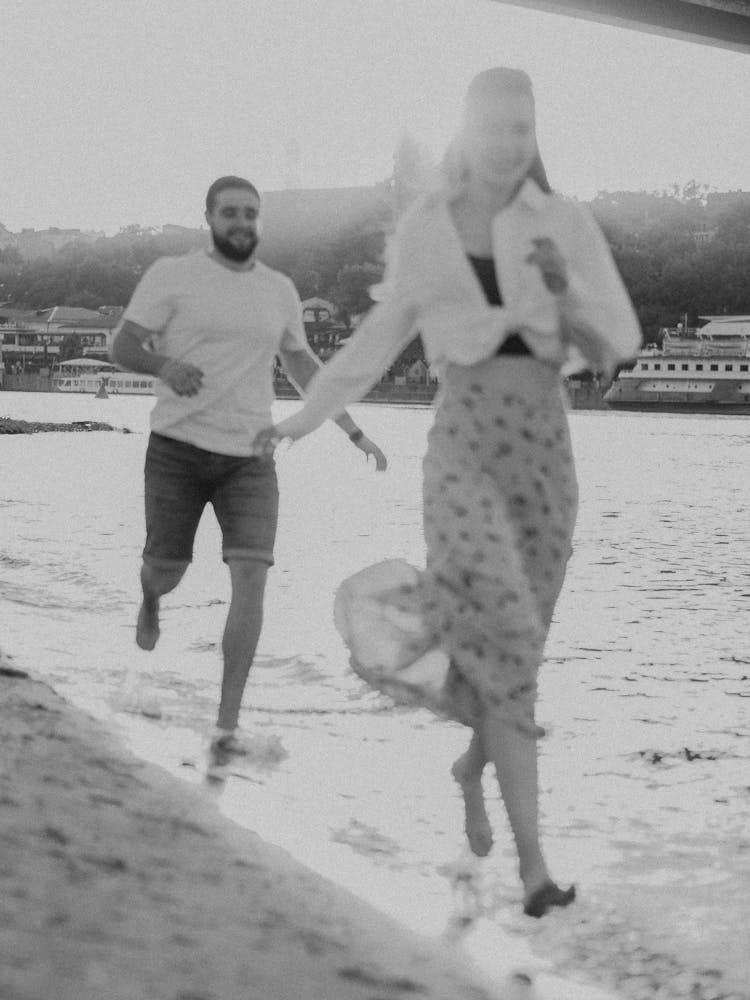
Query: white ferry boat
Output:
[[53, 359, 155, 395], [604, 315, 750, 413]]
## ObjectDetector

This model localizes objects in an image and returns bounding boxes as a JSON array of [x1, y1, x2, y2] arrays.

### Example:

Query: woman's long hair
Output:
[[374, 69, 551, 303], [439, 67, 552, 198]]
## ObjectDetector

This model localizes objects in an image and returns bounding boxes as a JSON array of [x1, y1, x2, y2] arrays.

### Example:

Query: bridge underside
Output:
[[491, 1, 750, 52]]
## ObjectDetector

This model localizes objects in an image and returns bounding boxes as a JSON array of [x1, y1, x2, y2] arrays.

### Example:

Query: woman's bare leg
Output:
[[482, 711, 548, 893], [480, 707, 575, 916], [452, 729, 493, 857]]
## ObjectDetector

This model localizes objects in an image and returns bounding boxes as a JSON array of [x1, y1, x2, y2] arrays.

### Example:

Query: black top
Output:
[[467, 254, 531, 356]]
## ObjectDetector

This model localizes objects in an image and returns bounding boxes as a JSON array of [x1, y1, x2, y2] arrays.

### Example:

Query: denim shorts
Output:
[[143, 432, 279, 568]]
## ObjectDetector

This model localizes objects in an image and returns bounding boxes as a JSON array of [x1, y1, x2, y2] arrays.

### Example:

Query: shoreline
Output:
[[2, 649, 581, 1000], [273, 380, 609, 410], [0, 377, 609, 410]]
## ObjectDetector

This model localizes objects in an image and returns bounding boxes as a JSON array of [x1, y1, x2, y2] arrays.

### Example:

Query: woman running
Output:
[[254, 67, 640, 917]]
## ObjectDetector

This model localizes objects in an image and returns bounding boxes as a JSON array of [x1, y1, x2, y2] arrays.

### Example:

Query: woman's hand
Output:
[[560, 315, 618, 377], [525, 237, 568, 295], [526, 238, 618, 376]]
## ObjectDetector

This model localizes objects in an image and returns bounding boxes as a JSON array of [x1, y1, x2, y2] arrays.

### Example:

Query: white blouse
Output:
[[299, 178, 641, 425]]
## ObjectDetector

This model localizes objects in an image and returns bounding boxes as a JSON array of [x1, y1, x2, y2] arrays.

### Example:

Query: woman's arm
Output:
[[277, 342, 388, 469], [255, 205, 426, 452], [524, 208, 641, 376], [259, 293, 419, 449]]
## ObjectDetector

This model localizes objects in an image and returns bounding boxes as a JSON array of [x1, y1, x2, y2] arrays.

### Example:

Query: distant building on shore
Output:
[[0, 305, 122, 371], [299, 297, 349, 360]]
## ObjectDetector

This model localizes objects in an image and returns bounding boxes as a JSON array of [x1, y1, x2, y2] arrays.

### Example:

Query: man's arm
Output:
[[111, 320, 203, 397], [278, 342, 387, 470], [111, 320, 168, 375]]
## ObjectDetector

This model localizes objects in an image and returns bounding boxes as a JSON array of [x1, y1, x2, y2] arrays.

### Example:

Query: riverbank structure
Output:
[[605, 315, 750, 412], [0, 306, 122, 372]]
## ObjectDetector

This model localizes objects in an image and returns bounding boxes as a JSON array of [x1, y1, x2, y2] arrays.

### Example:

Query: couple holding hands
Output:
[[113, 66, 640, 918]]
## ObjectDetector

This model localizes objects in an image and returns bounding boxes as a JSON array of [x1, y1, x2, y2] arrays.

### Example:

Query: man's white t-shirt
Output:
[[121, 251, 308, 455]]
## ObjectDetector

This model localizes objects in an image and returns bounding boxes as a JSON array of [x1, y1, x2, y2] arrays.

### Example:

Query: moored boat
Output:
[[53, 358, 155, 395], [604, 315, 750, 413]]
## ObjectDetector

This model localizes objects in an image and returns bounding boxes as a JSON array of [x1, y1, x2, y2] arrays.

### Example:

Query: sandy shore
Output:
[[1, 657, 512, 1000], [0, 646, 621, 1000]]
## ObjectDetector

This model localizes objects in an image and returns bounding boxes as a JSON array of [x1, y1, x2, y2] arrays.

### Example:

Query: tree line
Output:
[[590, 184, 750, 341], [2, 172, 750, 347]]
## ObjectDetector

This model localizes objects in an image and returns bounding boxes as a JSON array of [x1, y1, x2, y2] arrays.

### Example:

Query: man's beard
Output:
[[211, 229, 259, 262]]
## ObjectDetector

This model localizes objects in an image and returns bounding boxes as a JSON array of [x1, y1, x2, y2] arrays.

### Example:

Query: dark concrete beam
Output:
[[491, 1, 750, 53]]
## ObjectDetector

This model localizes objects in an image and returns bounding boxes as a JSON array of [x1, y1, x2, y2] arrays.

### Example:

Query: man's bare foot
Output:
[[136, 599, 160, 651], [451, 754, 493, 857]]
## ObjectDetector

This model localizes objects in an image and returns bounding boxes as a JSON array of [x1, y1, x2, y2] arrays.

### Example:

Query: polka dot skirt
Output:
[[333, 356, 578, 739], [421, 356, 578, 736]]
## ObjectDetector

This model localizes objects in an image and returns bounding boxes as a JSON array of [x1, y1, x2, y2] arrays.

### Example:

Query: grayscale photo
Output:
[[1, 2, 749, 999]]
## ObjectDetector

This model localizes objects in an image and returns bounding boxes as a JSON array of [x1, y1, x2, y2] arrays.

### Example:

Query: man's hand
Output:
[[252, 425, 284, 458], [352, 434, 387, 471], [159, 359, 204, 396], [251, 413, 309, 458]]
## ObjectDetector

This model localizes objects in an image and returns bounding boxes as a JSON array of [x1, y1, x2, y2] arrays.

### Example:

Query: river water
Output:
[[1, 390, 748, 999]]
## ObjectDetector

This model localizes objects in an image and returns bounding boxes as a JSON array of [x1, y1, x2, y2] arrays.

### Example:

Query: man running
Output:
[[111, 175, 386, 757]]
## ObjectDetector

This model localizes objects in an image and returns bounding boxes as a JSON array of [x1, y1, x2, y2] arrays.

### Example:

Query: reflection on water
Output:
[[1, 391, 748, 998]]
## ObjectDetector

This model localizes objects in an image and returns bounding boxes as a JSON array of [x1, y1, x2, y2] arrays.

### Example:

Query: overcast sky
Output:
[[3, 0, 749, 234]]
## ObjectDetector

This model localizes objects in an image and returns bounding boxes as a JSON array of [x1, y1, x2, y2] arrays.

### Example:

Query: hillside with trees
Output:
[[2, 166, 749, 353], [590, 184, 750, 341]]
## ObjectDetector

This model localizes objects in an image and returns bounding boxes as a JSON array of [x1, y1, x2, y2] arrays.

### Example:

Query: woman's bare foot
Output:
[[452, 754, 493, 857], [136, 599, 160, 651]]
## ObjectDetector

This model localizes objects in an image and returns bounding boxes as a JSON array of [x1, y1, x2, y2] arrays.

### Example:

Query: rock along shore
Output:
[[0, 417, 125, 434], [0, 652, 529, 1000]]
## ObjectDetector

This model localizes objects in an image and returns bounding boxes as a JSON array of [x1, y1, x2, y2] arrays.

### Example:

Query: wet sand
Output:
[[3, 645, 626, 1000], [1, 655, 522, 1000]]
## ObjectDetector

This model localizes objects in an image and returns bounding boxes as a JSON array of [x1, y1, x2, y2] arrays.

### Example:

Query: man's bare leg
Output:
[[452, 729, 493, 857], [216, 558, 268, 732], [136, 563, 187, 650]]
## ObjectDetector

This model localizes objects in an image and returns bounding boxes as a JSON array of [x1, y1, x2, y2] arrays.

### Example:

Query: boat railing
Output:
[[662, 342, 749, 357]]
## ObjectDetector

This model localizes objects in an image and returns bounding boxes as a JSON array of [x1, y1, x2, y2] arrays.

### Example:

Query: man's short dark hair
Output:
[[205, 176, 260, 213]]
